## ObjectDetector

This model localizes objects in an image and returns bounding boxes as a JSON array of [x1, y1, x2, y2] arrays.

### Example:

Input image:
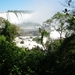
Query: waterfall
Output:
[[0, 11, 32, 24]]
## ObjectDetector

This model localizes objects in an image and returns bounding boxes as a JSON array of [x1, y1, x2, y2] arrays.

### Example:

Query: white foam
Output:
[[14, 36, 44, 50]]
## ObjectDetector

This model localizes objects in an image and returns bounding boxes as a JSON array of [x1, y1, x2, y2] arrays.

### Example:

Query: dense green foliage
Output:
[[0, 34, 75, 75], [0, 20, 19, 42]]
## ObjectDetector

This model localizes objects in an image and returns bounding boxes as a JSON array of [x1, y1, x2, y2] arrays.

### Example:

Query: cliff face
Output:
[[0, 12, 32, 24]]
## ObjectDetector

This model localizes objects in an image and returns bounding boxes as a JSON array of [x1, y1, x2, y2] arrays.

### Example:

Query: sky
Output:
[[0, 0, 69, 24], [0, 0, 64, 12]]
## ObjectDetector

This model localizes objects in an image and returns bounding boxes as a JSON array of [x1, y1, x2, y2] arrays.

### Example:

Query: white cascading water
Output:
[[0, 12, 32, 24]]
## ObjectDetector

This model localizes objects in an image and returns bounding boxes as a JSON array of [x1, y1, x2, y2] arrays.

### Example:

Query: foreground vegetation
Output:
[[0, 15, 75, 75], [0, 33, 75, 75]]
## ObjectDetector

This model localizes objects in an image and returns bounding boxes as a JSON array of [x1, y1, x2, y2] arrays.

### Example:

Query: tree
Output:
[[1, 20, 19, 42], [66, 15, 75, 34], [45, 12, 71, 44], [55, 34, 75, 75], [0, 36, 22, 75], [39, 28, 49, 46]]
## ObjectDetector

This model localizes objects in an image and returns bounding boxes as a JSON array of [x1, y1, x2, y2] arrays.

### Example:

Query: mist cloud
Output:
[[26, 0, 58, 24]]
